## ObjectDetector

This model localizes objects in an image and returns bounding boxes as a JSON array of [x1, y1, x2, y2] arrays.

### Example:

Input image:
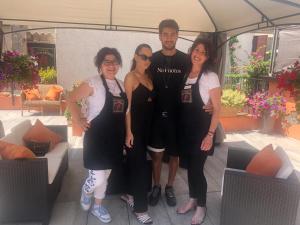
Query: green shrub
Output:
[[244, 52, 270, 77], [221, 89, 247, 108], [224, 73, 250, 78], [39, 67, 57, 84]]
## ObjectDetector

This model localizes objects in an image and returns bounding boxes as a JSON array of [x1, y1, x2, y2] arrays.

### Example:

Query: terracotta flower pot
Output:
[[220, 106, 242, 117], [261, 113, 276, 133]]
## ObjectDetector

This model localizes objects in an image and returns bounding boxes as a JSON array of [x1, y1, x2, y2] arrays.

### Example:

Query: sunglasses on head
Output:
[[137, 54, 152, 61]]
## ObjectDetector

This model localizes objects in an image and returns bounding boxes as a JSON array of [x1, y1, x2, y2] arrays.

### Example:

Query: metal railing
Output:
[[223, 76, 269, 95]]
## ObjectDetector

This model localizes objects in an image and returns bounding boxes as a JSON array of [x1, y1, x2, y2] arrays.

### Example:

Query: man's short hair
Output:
[[159, 19, 179, 33]]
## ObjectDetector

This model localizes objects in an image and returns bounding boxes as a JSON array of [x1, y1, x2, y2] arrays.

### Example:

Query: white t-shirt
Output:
[[82, 75, 124, 122], [185, 71, 220, 104]]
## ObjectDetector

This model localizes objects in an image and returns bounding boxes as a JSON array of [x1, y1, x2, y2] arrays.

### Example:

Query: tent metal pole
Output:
[[110, 0, 113, 29], [0, 21, 3, 55], [269, 27, 279, 75]]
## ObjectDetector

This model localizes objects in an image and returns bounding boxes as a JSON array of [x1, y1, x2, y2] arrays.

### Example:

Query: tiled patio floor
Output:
[[1, 110, 300, 225]]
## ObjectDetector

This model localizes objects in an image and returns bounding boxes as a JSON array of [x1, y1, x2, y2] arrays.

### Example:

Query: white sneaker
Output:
[[91, 205, 112, 223], [80, 187, 92, 211]]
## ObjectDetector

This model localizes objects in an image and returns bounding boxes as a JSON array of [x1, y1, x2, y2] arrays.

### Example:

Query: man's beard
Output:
[[163, 43, 176, 51]]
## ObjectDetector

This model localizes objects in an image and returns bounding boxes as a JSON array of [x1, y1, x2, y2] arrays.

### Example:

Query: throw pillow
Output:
[[45, 86, 63, 101], [0, 140, 35, 159], [23, 119, 63, 149], [25, 140, 50, 157], [275, 146, 294, 179], [24, 88, 41, 100], [246, 144, 282, 177]]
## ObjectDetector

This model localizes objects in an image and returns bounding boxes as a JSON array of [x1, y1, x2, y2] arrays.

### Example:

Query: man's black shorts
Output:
[[148, 115, 179, 157]]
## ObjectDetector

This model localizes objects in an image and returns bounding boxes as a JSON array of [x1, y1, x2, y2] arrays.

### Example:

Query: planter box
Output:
[[220, 114, 261, 132], [285, 124, 300, 140], [220, 106, 242, 117], [0, 95, 22, 109]]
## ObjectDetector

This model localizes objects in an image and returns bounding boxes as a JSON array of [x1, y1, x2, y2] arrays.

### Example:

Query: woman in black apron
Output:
[[67, 47, 127, 224], [177, 39, 221, 225], [121, 44, 154, 224]]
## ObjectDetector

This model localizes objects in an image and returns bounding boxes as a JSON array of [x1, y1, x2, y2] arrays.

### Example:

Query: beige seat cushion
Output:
[[44, 155, 63, 184], [37, 84, 63, 98], [0, 120, 4, 138], [45, 142, 68, 158], [43, 142, 68, 184], [275, 146, 294, 179]]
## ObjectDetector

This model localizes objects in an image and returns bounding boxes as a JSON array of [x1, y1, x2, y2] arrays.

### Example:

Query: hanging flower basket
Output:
[[0, 50, 39, 105]]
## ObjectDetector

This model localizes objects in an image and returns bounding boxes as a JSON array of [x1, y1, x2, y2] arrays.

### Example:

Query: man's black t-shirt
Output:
[[150, 50, 188, 116]]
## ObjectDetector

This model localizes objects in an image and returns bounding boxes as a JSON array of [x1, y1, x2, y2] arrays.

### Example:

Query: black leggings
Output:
[[126, 137, 148, 213], [187, 153, 208, 207]]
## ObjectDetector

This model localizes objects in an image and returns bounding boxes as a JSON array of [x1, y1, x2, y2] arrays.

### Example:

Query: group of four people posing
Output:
[[68, 19, 221, 225]]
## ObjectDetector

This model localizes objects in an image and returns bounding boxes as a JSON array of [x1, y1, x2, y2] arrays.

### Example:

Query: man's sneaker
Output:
[[165, 185, 177, 206], [148, 185, 161, 206], [80, 187, 92, 211], [91, 205, 112, 223]]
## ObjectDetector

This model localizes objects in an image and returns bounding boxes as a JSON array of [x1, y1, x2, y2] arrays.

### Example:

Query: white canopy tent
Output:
[[0, 0, 300, 36], [0, 0, 299, 80]]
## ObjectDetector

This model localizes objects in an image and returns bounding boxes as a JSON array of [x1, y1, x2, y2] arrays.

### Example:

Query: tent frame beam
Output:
[[198, 0, 217, 31], [0, 21, 3, 55], [1, 11, 299, 35], [243, 0, 275, 26], [110, 0, 113, 28]]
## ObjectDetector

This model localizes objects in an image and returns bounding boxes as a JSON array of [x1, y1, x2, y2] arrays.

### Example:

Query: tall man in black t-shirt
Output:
[[148, 19, 188, 207]]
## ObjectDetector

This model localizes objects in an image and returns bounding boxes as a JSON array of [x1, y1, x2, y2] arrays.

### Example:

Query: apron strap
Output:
[[115, 79, 125, 95], [100, 75, 109, 92], [182, 69, 203, 88], [100, 75, 124, 96]]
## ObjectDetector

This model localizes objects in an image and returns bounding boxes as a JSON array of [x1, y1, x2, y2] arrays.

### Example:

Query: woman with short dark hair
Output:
[[177, 38, 221, 225], [67, 47, 127, 224]]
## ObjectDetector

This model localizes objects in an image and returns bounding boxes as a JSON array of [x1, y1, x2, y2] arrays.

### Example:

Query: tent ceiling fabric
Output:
[[0, 0, 299, 36]]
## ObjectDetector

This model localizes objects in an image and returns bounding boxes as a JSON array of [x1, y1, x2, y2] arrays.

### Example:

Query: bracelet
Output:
[[207, 132, 214, 138], [208, 130, 215, 135]]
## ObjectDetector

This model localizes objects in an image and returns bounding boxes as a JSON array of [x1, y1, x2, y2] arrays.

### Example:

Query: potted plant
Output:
[[0, 50, 39, 105], [39, 67, 57, 84], [64, 81, 84, 136], [245, 51, 270, 78], [221, 89, 247, 117], [276, 60, 300, 120], [247, 91, 286, 133]]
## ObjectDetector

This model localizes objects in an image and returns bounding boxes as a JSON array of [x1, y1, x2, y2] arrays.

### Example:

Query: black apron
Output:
[[83, 75, 128, 170], [179, 73, 215, 156]]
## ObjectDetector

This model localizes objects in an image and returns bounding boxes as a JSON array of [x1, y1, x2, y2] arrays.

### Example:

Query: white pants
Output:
[[82, 169, 111, 200]]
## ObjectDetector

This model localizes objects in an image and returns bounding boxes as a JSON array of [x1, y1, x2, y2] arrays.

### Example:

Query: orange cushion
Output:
[[24, 88, 41, 100], [23, 119, 63, 149], [45, 86, 63, 101], [0, 141, 35, 159], [246, 144, 282, 177]]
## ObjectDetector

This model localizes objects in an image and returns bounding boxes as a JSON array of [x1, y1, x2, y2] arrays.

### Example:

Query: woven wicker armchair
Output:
[[221, 147, 300, 225], [20, 84, 64, 116], [0, 125, 68, 225]]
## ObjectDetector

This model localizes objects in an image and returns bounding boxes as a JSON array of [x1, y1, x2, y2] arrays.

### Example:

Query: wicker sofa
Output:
[[221, 146, 300, 225], [0, 120, 68, 225], [20, 84, 64, 116]]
